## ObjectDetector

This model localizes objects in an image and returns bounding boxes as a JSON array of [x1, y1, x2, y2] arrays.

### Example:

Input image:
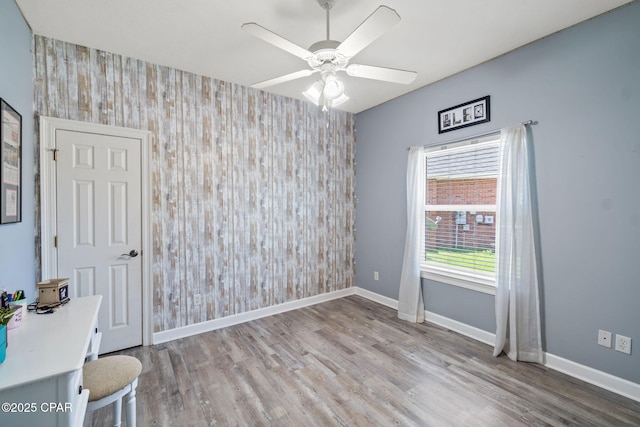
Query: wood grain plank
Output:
[[43, 37, 59, 118], [131, 58, 144, 130], [193, 74, 208, 324], [231, 83, 248, 314], [33, 36, 46, 118], [62, 42, 78, 119], [143, 62, 164, 333], [257, 90, 272, 310], [179, 71, 196, 325], [103, 51, 115, 125], [91, 48, 107, 124], [121, 56, 134, 128], [246, 88, 260, 311], [293, 99, 305, 301], [158, 64, 181, 330], [76, 44, 92, 123], [214, 79, 232, 319], [271, 96, 286, 306], [304, 107, 319, 298]]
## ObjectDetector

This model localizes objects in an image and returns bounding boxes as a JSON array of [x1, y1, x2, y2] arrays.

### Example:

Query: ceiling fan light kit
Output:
[[242, 0, 417, 110], [302, 76, 349, 111]]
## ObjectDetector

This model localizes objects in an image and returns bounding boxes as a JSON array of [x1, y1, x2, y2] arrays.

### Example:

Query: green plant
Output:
[[0, 306, 19, 326]]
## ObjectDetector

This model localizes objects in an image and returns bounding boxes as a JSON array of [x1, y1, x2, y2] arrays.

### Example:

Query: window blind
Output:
[[424, 139, 499, 276]]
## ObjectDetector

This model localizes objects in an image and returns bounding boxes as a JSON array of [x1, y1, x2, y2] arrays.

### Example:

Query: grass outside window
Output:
[[426, 247, 495, 273]]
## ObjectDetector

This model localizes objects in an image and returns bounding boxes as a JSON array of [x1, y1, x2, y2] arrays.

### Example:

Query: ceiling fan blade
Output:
[[346, 64, 417, 84], [337, 6, 401, 59], [252, 69, 317, 89], [242, 22, 315, 61]]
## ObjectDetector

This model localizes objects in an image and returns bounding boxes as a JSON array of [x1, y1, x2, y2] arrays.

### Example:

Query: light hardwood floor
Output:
[[86, 295, 640, 426]]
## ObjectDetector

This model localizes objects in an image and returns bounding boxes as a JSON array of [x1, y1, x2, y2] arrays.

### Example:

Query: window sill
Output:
[[421, 268, 496, 295]]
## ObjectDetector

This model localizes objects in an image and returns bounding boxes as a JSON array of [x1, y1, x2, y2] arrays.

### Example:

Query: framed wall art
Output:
[[1, 98, 22, 224], [438, 95, 490, 134]]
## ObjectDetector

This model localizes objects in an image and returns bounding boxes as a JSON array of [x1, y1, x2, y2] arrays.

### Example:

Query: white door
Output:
[[55, 129, 143, 354]]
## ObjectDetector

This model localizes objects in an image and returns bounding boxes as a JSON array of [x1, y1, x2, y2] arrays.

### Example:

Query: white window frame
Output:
[[420, 136, 499, 295]]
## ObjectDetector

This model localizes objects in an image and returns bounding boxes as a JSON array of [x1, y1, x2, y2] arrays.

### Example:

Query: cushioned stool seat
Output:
[[83, 355, 142, 427]]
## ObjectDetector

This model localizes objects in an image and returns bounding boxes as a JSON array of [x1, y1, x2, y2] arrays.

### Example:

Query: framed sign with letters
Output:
[[438, 96, 490, 134]]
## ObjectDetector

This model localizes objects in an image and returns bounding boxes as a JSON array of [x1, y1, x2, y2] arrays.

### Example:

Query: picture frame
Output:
[[1, 98, 22, 224], [438, 95, 490, 134]]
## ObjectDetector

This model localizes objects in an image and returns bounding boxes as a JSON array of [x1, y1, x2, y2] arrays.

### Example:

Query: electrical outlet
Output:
[[193, 294, 201, 306], [373, 271, 379, 281], [615, 335, 632, 355], [598, 330, 612, 348]]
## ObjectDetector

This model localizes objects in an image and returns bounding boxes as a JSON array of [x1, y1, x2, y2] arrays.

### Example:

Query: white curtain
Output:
[[493, 124, 543, 363], [398, 146, 425, 323]]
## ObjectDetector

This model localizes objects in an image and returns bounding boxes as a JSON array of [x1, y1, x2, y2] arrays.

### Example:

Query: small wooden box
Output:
[[37, 278, 70, 305]]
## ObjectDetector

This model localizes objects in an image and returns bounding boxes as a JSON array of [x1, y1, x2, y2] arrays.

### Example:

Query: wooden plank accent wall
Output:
[[33, 36, 356, 333]]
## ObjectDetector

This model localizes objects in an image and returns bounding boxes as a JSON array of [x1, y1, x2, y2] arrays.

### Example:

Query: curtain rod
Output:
[[406, 120, 536, 151]]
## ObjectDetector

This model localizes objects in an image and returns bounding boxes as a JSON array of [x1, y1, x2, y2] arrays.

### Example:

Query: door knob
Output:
[[121, 250, 139, 258]]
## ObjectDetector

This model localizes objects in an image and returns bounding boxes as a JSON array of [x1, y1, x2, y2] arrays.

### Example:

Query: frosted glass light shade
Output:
[[303, 80, 324, 104], [323, 74, 344, 100]]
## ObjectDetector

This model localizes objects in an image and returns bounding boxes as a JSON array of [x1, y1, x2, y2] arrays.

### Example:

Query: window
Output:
[[421, 135, 499, 293]]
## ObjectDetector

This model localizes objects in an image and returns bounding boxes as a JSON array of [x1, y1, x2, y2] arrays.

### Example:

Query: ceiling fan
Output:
[[242, 0, 417, 110]]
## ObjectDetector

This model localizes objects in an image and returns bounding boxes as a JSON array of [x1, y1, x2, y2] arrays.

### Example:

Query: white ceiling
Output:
[[15, 0, 633, 114]]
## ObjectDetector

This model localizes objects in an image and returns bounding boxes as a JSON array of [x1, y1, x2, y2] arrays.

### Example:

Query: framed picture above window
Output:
[[1, 98, 22, 224], [438, 96, 490, 134]]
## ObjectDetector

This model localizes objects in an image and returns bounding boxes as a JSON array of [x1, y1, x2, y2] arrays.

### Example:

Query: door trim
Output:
[[40, 116, 153, 347]]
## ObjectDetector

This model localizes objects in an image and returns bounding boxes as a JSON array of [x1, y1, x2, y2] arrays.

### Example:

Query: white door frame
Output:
[[39, 116, 153, 347]]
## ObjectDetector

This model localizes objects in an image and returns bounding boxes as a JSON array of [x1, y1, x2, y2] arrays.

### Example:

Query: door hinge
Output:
[[54, 236, 58, 248], [52, 148, 59, 161]]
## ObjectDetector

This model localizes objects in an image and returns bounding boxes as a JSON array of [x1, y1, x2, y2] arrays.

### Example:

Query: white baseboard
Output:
[[545, 353, 640, 402], [153, 287, 355, 345], [353, 287, 398, 309], [152, 285, 639, 402], [424, 310, 496, 346]]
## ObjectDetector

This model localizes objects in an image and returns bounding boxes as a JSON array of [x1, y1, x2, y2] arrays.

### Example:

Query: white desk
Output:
[[0, 295, 101, 427]]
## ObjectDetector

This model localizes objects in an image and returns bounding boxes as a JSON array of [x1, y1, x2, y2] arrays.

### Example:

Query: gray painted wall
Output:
[[0, 1, 35, 299], [355, 2, 640, 383]]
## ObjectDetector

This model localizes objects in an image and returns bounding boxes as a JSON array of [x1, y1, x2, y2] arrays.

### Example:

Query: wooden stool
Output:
[[83, 355, 142, 427]]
